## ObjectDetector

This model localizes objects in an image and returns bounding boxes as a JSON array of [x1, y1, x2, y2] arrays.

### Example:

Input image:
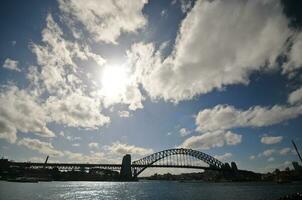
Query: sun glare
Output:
[[101, 65, 129, 99]]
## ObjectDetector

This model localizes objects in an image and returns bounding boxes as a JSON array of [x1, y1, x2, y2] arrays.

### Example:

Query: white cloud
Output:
[[59, 131, 65, 137], [261, 135, 283, 145], [258, 147, 294, 158], [31, 14, 105, 95], [195, 104, 302, 132], [30, 13, 143, 129], [66, 135, 80, 141], [263, 160, 293, 172], [179, 128, 191, 137], [46, 92, 110, 129], [160, 9, 167, 17], [180, 0, 193, 13], [118, 111, 130, 118], [1, 12, 148, 143], [261, 149, 276, 157], [0, 86, 55, 143], [18, 138, 63, 157], [130, 0, 294, 102], [72, 143, 80, 147], [17, 138, 118, 164], [282, 33, 302, 75], [31, 14, 144, 112], [267, 157, 275, 162], [2, 58, 21, 72], [88, 142, 99, 149], [249, 155, 256, 160], [58, 0, 148, 44], [63, 150, 115, 163], [28, 156, 45, 162], [214, 152, 232, 162], [98, 66, 145, 111], [30, 11, 150, 130], [105, 141, 153, 156], [279, 147, 291, 155], [0, 118, 17, 144], [181, 130, 242, 150], [288, 87, 302, 105]]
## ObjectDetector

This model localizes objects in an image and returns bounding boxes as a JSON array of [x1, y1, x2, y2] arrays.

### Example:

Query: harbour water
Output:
[[0, 181, 302, 200]]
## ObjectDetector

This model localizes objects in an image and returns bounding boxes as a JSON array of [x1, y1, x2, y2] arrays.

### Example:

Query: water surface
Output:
[[0, 181, 301, 200]]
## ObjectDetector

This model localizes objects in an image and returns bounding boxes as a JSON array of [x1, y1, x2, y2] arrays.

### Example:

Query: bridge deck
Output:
[[9, 162, 214, 170]]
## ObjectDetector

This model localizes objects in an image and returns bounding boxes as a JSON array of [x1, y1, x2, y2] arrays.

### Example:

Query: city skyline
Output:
[[1, 0, 302, 175]]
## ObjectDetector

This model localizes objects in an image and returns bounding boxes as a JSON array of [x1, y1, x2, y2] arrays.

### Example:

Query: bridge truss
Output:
[[132, 148, 224, 177]]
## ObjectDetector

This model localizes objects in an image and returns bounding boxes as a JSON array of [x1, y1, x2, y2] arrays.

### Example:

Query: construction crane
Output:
[[43, 155, 49, 169], [292, 140, 302, 164]]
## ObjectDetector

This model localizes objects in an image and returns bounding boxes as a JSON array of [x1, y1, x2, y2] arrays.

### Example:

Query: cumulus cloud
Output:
[[46, 92, 110, 129], [105, 141, 153, 156], [65, 135, 80, 141], [267, 157, 275, 162], [58, 0, 148, 44], [31, 14, 106, 95], [59, 131, 65, 137], [129, 0, 296, 102], [62, 150, 116, 163], [118, 111, 130, 118], [264, 160, 293, 172], [17, 138, 119, 163], [88, 142, 99, 149], [18, 138, 63, 157], [195, 104, 302, 132], [249, 155, 256, 160], [2, 58, 21, 72], [282, 33, 302, 75], [181, 130, 242, 150], [98, 66, 145, 111], [0, 9, 150, 144], [0, 86, 55, 143], [179, 128, 191, 137], [261, 135, 283, 145], [288, 87, 302, 105], [214, 153, 232, 162], [179, 0, 193, 13], [260, 149, 276, 157], [258, 147, 294, 158], [279, 147, 292, 155], [31, 13, 144, 112]]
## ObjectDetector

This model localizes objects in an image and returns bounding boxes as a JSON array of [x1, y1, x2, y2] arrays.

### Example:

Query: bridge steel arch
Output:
[[132, 148, 224, 177]]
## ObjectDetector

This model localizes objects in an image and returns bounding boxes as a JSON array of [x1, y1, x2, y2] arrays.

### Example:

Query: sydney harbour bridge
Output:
[[7, 148, 242, 180]]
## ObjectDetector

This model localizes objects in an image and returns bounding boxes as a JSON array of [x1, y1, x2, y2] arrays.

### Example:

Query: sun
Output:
[[101, 64, 129, 99]]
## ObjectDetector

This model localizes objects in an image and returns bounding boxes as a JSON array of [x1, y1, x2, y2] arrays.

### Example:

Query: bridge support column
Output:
[[120, 154, 132, 181]]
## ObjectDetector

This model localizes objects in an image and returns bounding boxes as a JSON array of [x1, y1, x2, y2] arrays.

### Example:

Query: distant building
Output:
[[0, 158, 9, 171], [292, 161, 302, 171]]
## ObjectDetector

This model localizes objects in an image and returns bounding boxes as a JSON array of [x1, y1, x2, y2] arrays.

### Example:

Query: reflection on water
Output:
[[0, 181, 302, 200]]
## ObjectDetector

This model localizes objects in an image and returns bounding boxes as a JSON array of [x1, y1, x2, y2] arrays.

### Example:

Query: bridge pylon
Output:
[[120, 154, 132, 180]]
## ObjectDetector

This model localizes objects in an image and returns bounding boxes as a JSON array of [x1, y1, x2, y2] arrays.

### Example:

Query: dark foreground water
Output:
[[0, 181, 302, 200]]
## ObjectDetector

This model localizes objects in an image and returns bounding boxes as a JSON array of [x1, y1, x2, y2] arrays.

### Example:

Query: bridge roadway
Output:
[[9, 162, 217, 171]]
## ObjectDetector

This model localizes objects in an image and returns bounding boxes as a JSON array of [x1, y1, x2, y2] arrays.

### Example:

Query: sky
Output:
[[0, 0, 302, 175]]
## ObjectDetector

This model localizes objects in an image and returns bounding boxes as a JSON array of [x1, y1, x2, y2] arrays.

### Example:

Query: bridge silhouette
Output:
[[9, 148, 239, 180]]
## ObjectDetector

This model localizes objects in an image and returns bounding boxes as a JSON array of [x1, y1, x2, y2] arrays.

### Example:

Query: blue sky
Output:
[[0, 0, 302, 174]]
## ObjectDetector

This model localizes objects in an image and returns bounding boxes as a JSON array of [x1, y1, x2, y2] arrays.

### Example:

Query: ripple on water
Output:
[[1, 181, 302, 200]]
